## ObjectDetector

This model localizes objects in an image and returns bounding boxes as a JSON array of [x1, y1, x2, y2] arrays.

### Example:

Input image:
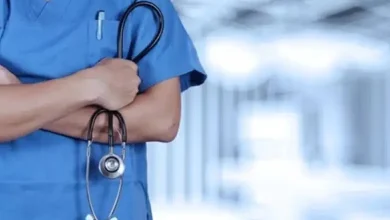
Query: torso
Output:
[[0, 1, 151, 219]]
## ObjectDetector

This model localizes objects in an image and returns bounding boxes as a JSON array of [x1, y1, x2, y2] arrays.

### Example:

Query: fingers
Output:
[[126, 60, 138, 72]]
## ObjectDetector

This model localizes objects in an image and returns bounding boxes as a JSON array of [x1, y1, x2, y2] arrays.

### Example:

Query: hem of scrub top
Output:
[[181, 69, 207, 92]]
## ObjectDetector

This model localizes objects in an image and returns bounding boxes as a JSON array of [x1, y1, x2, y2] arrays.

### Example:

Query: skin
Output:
[[0, 61, 181, 144], [43, 78, 181, 143]]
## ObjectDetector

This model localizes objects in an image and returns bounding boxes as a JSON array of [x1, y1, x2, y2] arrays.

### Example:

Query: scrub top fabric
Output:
[[0, 0, 206, 219]]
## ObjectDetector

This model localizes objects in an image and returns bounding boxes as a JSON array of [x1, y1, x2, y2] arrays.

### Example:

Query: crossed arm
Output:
[[0, 68, 181, 144], [44, 78, 181, 143]]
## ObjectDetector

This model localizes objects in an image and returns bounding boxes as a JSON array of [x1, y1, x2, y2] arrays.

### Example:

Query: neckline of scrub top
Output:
[[30, 0, 73, 21]]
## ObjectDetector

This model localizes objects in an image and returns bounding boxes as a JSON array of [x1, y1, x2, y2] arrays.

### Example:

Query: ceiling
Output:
[[172, 0, 390, 40]]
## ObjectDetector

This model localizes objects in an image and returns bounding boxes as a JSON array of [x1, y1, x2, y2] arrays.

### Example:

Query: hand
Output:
[[0, 66, 20, 85], [80, 58, 140, 111]]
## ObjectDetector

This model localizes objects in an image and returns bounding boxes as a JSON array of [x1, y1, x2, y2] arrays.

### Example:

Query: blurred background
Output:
[[148, 0, 390, 219]]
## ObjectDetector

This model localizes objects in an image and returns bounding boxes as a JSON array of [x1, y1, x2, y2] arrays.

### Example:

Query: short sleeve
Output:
[[128, 0, 207, 92]]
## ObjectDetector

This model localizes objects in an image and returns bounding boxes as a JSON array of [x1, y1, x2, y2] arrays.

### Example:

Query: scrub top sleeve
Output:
[[129, 0, 207, 93]]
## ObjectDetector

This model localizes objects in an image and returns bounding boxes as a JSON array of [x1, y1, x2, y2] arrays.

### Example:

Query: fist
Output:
[[82, 58, 141, 110], [0, 66, 20, 85]]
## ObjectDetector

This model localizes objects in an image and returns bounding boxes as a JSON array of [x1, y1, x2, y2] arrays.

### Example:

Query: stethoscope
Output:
[[85, 1, 164, 220]]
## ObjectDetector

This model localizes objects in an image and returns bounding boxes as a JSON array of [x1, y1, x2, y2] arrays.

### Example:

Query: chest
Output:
[[0, 0, 134, 82]]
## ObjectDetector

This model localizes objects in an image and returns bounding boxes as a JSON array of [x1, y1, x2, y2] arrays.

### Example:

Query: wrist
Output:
[[94, 110, 122, 141], [69, 69, 102, 105]]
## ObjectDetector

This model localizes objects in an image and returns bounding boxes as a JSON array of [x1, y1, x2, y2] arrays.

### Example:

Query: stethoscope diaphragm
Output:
[[99, 153, 125, 179]]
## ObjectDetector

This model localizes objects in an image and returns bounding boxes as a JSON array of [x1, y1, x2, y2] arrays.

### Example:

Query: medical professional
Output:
[[0, 0, 206, 219]]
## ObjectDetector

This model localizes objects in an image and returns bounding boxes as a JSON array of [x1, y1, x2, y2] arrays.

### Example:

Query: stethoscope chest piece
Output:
[[99, 153, 125, 179]]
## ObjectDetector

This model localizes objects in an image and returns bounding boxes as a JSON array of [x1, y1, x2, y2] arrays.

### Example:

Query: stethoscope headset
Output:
[[85, 1, 164, 220]]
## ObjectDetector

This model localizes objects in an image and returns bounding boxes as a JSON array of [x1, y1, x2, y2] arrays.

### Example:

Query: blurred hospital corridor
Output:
[[149, 0, 390, 219]]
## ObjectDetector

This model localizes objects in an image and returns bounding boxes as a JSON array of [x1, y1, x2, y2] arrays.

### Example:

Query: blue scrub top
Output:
[[0, 0, 206, 219]]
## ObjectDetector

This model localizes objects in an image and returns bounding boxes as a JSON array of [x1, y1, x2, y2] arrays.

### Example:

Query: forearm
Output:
[[0, 75, 96, 142], [43, 92, 179, 143], [118, 92, 180, 143], [42, 106, 108, 143]]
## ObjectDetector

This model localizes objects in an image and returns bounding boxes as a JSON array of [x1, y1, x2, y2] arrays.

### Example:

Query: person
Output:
[[0, 0, 206, 219]]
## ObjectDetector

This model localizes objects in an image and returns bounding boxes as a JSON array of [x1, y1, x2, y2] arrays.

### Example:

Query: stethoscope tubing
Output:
[[85, 1, 164, 219]]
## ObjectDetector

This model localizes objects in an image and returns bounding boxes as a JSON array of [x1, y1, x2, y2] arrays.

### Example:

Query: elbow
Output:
[[156, 117, 180, 143], [160, 122, 179, 143]]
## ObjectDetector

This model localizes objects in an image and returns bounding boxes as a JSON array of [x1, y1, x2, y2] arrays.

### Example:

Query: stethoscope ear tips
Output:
[[99, 153, 125, 179]]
